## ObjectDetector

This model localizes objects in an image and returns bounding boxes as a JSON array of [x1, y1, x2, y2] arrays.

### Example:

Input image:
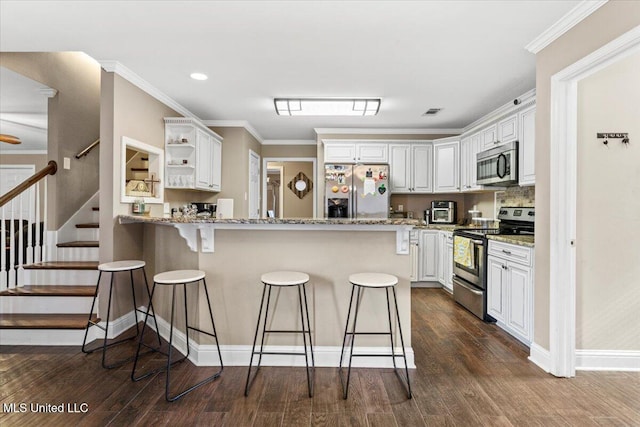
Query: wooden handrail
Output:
[[75, 138, 100, 159], [0, 160, 57, 207]]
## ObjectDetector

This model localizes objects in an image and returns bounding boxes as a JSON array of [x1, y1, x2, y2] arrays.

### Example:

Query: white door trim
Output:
[[548, 25, 640, 377], [248, 150, 261, 219], [261, 157, 317, 219]]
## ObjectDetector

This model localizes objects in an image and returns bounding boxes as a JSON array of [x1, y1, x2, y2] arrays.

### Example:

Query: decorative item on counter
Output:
[[132, 198, 145, 215], [181, 204, 198, 218]]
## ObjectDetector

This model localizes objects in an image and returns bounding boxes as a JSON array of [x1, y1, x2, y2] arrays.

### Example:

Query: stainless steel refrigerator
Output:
[[325, 164, 389, 219]]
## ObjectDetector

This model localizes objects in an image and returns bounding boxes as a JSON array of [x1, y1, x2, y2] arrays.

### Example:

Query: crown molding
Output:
[[314, 128, 462, 136], [202, 120, 264, 144], [0, 117, 47, 132], [99, 60, 206, 127], [262, 139, 316, 146], [525, 0, 609, 54], [462, 88, 536, 135], [38, 88, 57, 98]]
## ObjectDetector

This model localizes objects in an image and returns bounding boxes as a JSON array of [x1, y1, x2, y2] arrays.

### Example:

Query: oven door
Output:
[[452, 234, 485, 289]]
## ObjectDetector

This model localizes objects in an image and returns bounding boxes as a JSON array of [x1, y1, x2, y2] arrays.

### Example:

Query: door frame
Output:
[[262, 157, 317, 219], [248, 150, 261, 219], [548, 26, 640, 377], [266, 165, 284, 218]]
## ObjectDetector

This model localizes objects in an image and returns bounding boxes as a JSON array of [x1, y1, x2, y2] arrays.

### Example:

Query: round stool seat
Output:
[[261, 271, 309, 286], [349, 273, 398, 288], [154, 269, 206, 284], [99, 260, 145, 272]]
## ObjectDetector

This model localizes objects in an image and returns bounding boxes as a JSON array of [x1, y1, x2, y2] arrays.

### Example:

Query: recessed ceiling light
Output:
[[274, 98, 380, 116], [190, 72, 208, 81]]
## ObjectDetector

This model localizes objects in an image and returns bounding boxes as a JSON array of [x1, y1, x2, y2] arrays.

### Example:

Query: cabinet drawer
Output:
[[488, 240, 532, 266]]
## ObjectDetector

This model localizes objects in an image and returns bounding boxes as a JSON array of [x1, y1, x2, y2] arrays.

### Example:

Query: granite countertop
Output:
[[119, 215, 422, 226], [486, 234, 535, 248]]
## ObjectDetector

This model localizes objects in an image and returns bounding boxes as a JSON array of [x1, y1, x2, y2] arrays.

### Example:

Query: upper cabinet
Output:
[[388, 143, 433, 193], [518, 105, 536, 186], [165, 117, 223, 192], [498, 114, 518, 144], [433, 138, 460, 193], [324, 141, 388, 163], [460, 134, 483, 192]]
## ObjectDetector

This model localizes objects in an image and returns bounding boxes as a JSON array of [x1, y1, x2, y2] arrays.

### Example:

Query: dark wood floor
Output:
[[1, 289, 638, 426]]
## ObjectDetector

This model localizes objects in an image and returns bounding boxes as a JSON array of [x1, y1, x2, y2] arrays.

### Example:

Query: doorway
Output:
[[262, 157, 317, 219]]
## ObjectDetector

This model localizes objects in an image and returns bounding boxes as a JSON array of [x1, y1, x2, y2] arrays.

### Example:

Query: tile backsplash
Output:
[[495, 186, 535, 215]]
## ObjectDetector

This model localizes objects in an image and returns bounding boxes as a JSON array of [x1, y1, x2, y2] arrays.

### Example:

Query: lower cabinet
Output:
[[437, 231, 454, 292], [487, 240, 534, 345], [418, 230, 438, 282], [410, 229, 453, 292]]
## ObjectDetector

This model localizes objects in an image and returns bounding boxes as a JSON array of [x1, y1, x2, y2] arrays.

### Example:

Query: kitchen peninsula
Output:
[[118, 215, 420, 367]]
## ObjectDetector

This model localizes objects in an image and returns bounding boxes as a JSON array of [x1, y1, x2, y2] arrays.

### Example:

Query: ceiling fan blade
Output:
[[0, 134, 22, 144]]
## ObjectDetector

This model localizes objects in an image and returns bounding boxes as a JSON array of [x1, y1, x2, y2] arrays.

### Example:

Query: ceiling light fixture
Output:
[[190, 72, 208, 81], [0, 134, 21, 144], [274, 98, 380, 116]]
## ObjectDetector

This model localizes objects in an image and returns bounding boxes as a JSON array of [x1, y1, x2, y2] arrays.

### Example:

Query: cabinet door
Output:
[[357, 144, 388, 163], [195, 129, 212, 190], [412, 144, 433, 193], [433, 140, 460, 193], [487, 256, 507, 323], [481, 125, 498, 151], [498, 114, 518, 144], [210, 137, 222, 191], [469, 132, 483, 190], [418, 230, 438, 281], [507, 263, 532, 341], [518, 105, 536, 186], [444, 241, 454, 292], [388, 144, 411, 193], [410, 241, 419, 282], [460, 137, 471, 191], [324, 143, 356, 163], [437, 232, 446, 284]]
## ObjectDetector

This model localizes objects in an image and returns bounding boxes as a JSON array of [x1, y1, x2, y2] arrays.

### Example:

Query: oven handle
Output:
[[453, 278, 483, 296], [471, 239, 484, 245]]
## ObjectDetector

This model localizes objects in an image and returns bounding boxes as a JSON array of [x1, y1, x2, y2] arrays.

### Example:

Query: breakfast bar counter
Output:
[[117, 215, 417, 368]]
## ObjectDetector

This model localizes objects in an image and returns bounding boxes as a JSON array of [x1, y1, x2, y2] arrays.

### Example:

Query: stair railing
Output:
[[0, 160, 57, 290], [75, 138, 100, 159]]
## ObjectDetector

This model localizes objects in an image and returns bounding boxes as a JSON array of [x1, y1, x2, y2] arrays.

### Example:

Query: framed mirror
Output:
[[121, 136, 164, 204]]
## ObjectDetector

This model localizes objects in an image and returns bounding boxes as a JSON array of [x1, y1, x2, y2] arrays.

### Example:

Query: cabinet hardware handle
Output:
[[502, 249, 512, 255]]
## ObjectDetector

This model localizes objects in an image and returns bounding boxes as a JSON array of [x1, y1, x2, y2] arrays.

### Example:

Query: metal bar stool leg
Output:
[[343, 285, 363, 399], [130, 269, 140, 336], [257, 284, 273, 369], [131, 281, 158, 381], [302, 283, 315, 376], [245, 282, 268, 396], [82, 271, 102, 353], [141, 267, 162, 347], [392, 287, 412, 399], [202, 278, 224, 371], [100, 272, 116, 369], [338, 284, 356, 373], [386, 287, 397, 370], [297, 284, 313, 397], [165, 283, 178, 401]]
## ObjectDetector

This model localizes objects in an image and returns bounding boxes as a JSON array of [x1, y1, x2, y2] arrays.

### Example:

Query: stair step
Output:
[[57, 241, 99, 248], [23, 261, 99, 270], [76, 223, 99, 229], [0, 285, 96, 297], [0, 313, 98, 329]]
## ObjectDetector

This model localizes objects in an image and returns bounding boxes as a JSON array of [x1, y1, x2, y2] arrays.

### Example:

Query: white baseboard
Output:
[[576, 349, 640, 372], [410, 281, 442, 289], [150, 310, 415, 369], [528, 342, 551, 373]]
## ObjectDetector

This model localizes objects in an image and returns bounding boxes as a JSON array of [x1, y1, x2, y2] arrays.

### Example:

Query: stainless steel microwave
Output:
[[476, 141, 518, 186]]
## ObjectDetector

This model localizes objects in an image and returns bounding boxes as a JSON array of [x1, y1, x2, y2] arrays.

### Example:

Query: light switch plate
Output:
[[63, 157, 71, 170]]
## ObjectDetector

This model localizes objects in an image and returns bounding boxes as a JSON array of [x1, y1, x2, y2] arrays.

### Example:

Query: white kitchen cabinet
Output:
[[356, 143, 388, 163], [324, 143, 356, 163], [433, 138, 460, 193], [165, 118, 222, 192], [389, 143, 433, 193], [418, 230, 438, 282], [481, 124, 498, 151], [487, 240, 534, 345], [324, 142, 388, 164], [518, 105, 536, 186], [437, 231, 453, 291], [497, 113, 518, 145], [460, 135, 484, 192]]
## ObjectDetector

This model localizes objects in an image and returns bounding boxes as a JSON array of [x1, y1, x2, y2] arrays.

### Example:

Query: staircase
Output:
[[0, 202, 101, 345]]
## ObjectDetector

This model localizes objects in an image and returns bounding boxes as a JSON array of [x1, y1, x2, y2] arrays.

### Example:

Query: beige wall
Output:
[[534, 1, 640, 349], [99, 71, 180, 317], [210, 127, 262, 218], [268, 161, 314, 218], [576, 52, 640, 350], [0, 52, 101, 229], [261, 144, 317, 158]]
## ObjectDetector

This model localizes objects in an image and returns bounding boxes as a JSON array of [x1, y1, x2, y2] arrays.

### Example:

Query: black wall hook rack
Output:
[[598, 132, 630, 146]]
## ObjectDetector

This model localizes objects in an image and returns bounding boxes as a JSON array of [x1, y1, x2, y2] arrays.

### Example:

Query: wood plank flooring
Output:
[[1, 289, 638, 426]]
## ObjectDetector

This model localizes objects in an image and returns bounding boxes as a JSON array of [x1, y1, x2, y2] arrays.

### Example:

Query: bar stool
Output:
[[131, 269, 223, 402], [245, 271, 314, 397], [339, 273, 412, 399], [82, 260, 161, 369]]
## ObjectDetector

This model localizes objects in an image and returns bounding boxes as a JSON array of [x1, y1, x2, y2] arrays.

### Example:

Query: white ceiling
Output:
[[0, 1, 580, 142], [0, 67, 49, 152]]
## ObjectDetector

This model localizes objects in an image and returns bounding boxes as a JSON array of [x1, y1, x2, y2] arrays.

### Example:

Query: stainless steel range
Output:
[[452, 207, 534, 321]]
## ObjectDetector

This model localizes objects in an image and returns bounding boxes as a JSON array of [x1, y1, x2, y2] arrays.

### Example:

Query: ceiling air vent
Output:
[[422, 108, 442, 116]]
